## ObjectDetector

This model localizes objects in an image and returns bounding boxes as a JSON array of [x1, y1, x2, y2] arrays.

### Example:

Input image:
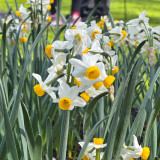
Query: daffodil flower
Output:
[[79, 138, 107, 160], [53, 82, 86, 110], [65, 28, 91, 56], [70, 53, 110, 91], [127, 25, 145, 41], [69, 53, 103, 80], [109, 27, 127, 43], [120, 135, 150, 160], [32, 73, 56, 99], [45, 40, 72, 58], [65, 28, 91, 44], [45, 54, 66, 82], [18, 5, 30, 18], [104, 55, 119, 74], [87, 20, 102, 40], [127, 11, 149, 31]]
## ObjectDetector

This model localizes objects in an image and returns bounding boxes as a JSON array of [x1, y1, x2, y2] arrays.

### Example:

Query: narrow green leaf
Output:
[[98, 97, 104, 138], [128, 40, 147, 70], [108, 13, 115, 28], [9, 22, 51, 128], [14, 0, 18, 10], [4, 1, 10, 10], [46, 118, 52, 147], [83, 92, 109, 135], [52, 25, 67, 43], [113, 57, 142, 159], [126, 66, 160, 146], [33, 135, 42, 160], [2, 104, 18, 160], [103, 65, 134, 140], [56, 0, 62, 32], [0, 22, 6, 72], [144, 96, 160, 146], [11, 15, 30, 88], [18, 104, 28, 160], [103, 101, 121, 160], [0, 67, 7, 79], [58, 110, 70, 160], [70, 120, 82, 142], [46, 118, 53, 160], [21, 102, 35, 159], [126, 108, 146, 145]]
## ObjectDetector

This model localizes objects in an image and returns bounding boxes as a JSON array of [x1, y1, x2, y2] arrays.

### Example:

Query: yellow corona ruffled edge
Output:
[[93, 138, 103, 145], [85, 66, 100, 80], [59, 97, 72, 110]]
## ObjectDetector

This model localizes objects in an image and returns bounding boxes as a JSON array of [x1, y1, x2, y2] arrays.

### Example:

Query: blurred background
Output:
[[0, 0, 160, 26]]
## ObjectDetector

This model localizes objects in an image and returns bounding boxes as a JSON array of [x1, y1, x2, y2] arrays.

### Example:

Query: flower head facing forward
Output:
[[69, 53, 103, 81], [59, 97, 72, 110], [54, 81, 86, 110], [87, 20, 102, 39]]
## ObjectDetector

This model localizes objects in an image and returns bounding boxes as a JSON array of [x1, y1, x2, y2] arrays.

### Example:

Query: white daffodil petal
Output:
[[72, 97, 86, 107]]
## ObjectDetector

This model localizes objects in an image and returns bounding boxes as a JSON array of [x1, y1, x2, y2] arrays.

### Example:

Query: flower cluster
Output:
[[126, 11, 160, 53], [24, 0, 54, 22], [33, 19, 121, 110], [1, 0, 55, 46], [2, 5, 31, 45], [79, 138, 107, 160]]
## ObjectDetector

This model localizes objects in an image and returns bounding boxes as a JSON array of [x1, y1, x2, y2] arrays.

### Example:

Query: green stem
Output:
[[126, 146, 135, 151], [99, 97, 104, 138], [56, 0, 62, 33], [96, 149, 100, 160], [58, 110, 70, 160], [122, 145, 136, 151], [149, 48, 157, 158]]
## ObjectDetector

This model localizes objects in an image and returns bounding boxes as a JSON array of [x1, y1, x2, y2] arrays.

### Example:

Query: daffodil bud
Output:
[[109, 85, 114, 101], [148, 47, 155, 66]]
